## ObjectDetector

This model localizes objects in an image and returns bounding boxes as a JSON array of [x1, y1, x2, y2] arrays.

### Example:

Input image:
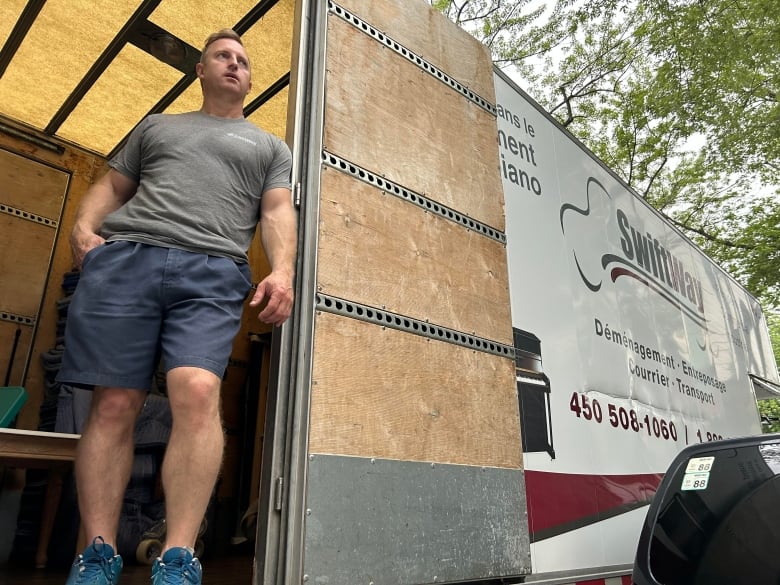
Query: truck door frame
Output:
[[253, 1, 325, 583]]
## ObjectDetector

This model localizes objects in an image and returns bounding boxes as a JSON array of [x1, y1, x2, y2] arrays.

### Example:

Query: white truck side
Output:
[[495, 69, 779, 583]]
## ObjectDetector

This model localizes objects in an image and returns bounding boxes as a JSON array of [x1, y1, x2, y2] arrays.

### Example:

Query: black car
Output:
[[633, 433, 780, 585]]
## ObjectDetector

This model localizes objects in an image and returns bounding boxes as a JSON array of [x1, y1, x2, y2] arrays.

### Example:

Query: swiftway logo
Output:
[[560, 177, 707, 329]]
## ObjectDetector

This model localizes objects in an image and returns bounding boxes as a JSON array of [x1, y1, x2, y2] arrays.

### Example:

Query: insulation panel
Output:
[[0, 0, 142, 130]]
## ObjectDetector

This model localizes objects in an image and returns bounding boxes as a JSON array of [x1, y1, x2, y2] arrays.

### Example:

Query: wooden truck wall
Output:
[[0, 125, 271, 503], [297, 2, 529, 583]]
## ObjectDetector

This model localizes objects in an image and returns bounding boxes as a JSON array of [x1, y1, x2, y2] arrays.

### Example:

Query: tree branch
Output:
[[667, 215, 752, 250]]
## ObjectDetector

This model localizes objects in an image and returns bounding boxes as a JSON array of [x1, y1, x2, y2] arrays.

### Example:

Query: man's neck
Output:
[[200, 96, 245, 119]]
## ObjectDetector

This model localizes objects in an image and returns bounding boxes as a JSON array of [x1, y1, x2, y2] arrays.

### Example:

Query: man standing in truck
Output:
[[57, 29, 296, 585]]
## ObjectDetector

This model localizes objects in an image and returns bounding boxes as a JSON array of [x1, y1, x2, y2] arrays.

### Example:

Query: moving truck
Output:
[[495, 70, 780, 584], [0, 1, 777, 584]]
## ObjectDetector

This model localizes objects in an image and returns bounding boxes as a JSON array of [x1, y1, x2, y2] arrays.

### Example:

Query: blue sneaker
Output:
[[151, 547, 202, 585], [66, 537, 123, 585]]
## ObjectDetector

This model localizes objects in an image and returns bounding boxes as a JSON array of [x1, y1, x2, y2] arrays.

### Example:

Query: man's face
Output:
[[196, 38, 252, 99]]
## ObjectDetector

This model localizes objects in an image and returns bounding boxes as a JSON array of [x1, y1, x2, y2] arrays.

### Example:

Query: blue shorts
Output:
[[57, 241, 253, 391]]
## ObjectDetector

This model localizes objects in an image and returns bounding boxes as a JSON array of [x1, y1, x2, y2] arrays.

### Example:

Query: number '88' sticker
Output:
[[681, 472, 710, 491], [685, 456, 715, 474]]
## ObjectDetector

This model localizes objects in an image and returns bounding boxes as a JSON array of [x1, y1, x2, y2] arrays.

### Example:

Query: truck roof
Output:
[[0, 0, 292, 157]]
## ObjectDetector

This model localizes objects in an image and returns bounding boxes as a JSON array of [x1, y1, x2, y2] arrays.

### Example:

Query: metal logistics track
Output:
[[321, 150, 506, 244], [315, 293, 515, 359], [0, 202, 58, 228], [0, 310, 35, 327]]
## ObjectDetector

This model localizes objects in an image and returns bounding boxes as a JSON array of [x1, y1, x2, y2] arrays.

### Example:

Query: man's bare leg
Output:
[[75, 386, 146, 548], [161, 366, 223, 551]]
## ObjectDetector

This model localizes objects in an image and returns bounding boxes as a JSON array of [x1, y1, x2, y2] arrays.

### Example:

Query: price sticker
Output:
[[685, 456, 715, 474], [681, 472, 710, 491]]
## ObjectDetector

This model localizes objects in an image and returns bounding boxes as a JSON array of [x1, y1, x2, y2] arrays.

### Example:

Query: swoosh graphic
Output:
[[574, 252, 601, 292], [561, 180, 707, 335], [525, 470, 663, 542], [604, 257, 708, 331], [559, 176, 611, 235], [561, 177, 611, 290]]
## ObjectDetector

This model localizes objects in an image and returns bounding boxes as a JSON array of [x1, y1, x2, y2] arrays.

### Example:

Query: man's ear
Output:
[[195, 62, 204, 79]]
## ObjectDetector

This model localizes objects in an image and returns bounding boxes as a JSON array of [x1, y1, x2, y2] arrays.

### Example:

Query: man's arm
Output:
[[70, 168, 138, 269], [249, 186, 298, 326]]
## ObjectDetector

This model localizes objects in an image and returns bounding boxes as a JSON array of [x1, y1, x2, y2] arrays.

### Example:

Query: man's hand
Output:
[[249, 271, 294, 326], [68, 168, 138, 270], [70, 226, 105, 270]]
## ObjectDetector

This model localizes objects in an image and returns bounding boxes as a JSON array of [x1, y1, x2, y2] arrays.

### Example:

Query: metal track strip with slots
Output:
[[0, 202, 58, 227], [0, 310, 35, 327], [322, 151, 506, 244], [316, 293, 514, 359], [328, 0, 496, 116]]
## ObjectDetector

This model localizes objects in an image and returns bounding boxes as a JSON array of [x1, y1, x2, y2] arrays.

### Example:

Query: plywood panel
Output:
[[318, 167, 512, 345], [324, 16, 505, 231], [0, 127, 100, 431], [0, 216, 54, 316], [0, 148, 69, 219], [335, 0, 495, 103], [309, 312, 522, 469], [1, 122, 274, 448]]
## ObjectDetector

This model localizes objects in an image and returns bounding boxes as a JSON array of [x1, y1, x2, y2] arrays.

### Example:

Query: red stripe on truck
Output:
[[525, 470, 663, 541]]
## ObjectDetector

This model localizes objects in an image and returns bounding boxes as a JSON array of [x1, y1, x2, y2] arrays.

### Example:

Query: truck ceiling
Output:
[[0, 0, 293, 158]]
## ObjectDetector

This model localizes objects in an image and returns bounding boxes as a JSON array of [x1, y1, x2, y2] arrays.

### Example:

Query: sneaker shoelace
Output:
[[75, 560, 115, 583], [75, 540, 117, 583], [155, 558, 199, 585]]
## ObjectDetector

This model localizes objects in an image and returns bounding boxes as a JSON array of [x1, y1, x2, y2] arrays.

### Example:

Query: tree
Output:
[[771, 312, 780, 367], [758, 312, 780, 433], [429, 0, 780, 310], [759, 398, 780, 433]]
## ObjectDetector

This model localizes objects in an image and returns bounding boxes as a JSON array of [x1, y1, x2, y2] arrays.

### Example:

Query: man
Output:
[[58, 29, 296, 585]]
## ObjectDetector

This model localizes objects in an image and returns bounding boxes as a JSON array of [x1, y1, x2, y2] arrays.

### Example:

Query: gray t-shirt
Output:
[[103, 111, 292, 262]]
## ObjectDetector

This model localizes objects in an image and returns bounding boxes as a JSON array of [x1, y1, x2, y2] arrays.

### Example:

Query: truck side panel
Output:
[[299, 2, 528, 583], [495, 71, 776, 577], [317, 168, 513, 347]]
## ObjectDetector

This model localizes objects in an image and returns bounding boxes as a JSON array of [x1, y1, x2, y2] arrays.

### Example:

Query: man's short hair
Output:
[[200, 29, 244, 64]]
